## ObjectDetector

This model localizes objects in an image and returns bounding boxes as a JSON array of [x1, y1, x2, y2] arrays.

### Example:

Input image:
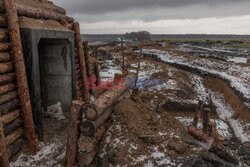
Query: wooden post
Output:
[[121, 38, 125, 73], [0, 118, 9, 167], [202, 108, 210, 134], [192, 101, 203, 127], [65, 100, 85, 167], [134, 41, 143, 92], [4, 0, 37, 153], [74, 22, 90, 104]]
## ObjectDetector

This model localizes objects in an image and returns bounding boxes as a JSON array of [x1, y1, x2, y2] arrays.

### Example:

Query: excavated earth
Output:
[[94, 41, 250, 166]]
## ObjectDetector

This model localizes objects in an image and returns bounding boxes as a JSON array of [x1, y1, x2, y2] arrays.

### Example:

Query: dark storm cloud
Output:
[[53, 0, 248, 15]]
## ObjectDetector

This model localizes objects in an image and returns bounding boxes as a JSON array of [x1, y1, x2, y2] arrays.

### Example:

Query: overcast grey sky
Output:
[[51, 0, 250, 34]]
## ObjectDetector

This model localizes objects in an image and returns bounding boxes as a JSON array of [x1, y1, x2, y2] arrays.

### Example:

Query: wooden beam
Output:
[[65, 100, 85, 167], [7, 137, 23, 159], [4, 117, 23, 136], [4, 0, 37, 153], [0, 83, 15, 95], [74, 22, 90, 104]]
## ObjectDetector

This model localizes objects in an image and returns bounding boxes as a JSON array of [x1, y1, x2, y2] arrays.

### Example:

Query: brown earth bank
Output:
[[203, 76, 250, 123]]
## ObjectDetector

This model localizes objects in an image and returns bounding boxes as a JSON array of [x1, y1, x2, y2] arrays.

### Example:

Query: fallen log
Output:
[[5, 0, 37, 153], [77, 150, 96, 167], [78, 126, 106, 152], [0, 119, 9, 167], [84, 74, 132, 120], [80, 108, 112, 136], [4, 117, 22, 136], [0, 28, 8, 42], [1, 109, 20, 126], [0, 52, 11, 62], [0, 43, 10, 52], [7, 137, 24, 159], [16, 4, 74, 23], [0, 91, 18, 105], [188, 126, 214, 145], [0, 99, 19, 114], [74, 22, 90, 103], [0, 73, 15, 85], [65, 100, 85, 167], [5, 127, 23, 147], [0, 83, 15, 95], [0, 63, 14, 74]]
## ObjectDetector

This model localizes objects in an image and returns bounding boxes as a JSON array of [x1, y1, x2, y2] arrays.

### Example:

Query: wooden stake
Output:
[[74, 22, 90, 104], [4, 0, 37, 153], [65, 100, 85, 167]]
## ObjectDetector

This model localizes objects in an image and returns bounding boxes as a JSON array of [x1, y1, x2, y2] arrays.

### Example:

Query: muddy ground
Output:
[[10, 40, 250, 167]]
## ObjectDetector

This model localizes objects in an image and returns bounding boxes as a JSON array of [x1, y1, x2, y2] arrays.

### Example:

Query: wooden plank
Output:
[[4, 0, 37, 153], [65, 100, 85, 167], [0, 83, 15, 95], [7, 137, 23, 159]]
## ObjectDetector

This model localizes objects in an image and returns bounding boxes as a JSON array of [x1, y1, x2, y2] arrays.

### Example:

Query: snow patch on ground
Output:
[[11, 138, 65, 167], [142, 49, 250, 101], [211, 92, 250, 142]]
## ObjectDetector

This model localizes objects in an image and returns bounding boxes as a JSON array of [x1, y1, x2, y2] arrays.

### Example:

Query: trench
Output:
[[143, 52, 250, 123]]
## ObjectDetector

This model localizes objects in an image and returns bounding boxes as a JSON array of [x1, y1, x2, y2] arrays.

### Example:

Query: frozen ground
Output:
[[142, 49, 250, 103]]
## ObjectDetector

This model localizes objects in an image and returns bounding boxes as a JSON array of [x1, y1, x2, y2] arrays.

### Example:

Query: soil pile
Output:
[[96, 98, 201, 166]]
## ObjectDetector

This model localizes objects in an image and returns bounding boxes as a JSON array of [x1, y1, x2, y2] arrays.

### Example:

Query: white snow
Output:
[[142, 49, 250, 102], [11, 138, 65, 167]]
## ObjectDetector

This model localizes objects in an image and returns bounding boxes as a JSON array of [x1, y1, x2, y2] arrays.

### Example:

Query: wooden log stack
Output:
[[65, 73, 131, 167]]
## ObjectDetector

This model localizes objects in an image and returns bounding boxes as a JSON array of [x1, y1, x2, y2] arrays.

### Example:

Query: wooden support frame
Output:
[[4, 0, 37, 153]]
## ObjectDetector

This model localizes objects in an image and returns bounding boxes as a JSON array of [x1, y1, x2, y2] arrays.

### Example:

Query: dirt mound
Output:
[[95, 98, 199, 166]]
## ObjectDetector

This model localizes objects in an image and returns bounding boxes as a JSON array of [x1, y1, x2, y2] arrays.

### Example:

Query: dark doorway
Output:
[[38, 39, 73, 113]]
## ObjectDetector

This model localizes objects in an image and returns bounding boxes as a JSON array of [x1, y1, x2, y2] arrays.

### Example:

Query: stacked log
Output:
[[3, 0, 36, 155]]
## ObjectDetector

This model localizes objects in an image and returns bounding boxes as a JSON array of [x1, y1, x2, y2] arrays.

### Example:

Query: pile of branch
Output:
[[65, 74, 132, 167]]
